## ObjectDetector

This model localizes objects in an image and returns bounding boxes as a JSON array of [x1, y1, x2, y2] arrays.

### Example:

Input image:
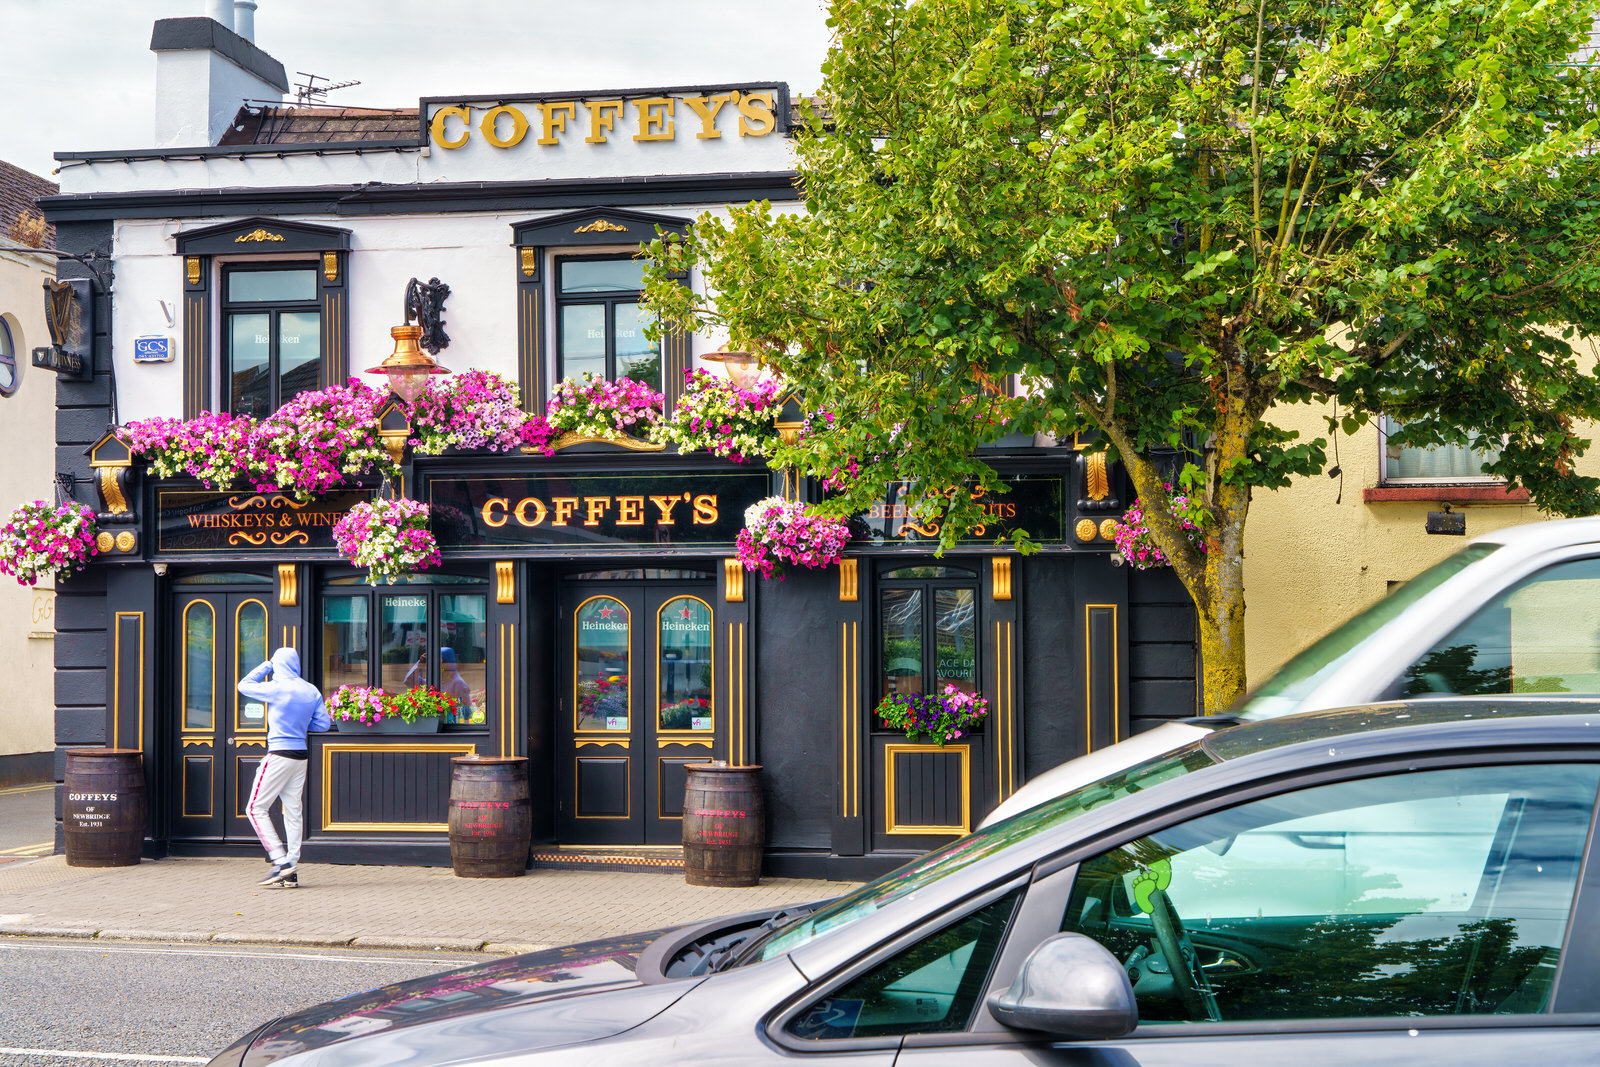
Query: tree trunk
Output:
[[1197, 546, 1249, 714]]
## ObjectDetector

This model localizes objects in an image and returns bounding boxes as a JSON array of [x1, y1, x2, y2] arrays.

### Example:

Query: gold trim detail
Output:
[[322, 251, 338, 282], [544, 431, 665, 453], [656, 596, 713, 734], [1085, 452, 1110, 501], [100, 469, 130, 514], [181, 599, 216, 735], [1084, 603, 1121, 752], [234, 228, 285, 243], [520, 247, 537, 277], [991, 557, 1012, 601], [185, 257, 201, 285], [573, 755, 632, 819], [495, 561, 515, 604], [95, 532, 114, 553], [841, 621, 859, 817], [573, 219, 629, 234], [234, 739, 267, 748], [575, 738, 630, 748], [320, 742, 477, 831], [277, 564, 298, 607], [114, 531, 135, 552], [993, 621, 1016, 801], [573, 595, 630, 733], [723, 558, 744, 603], [181, 754, 213, 818], [657, 738, 713, 748], [839, 558, 859, 602], [180, 738, 211, 748], [884, 743, 971, 835], [235, 599, 270, 732], [113, 612, 146, 752], [1075, 518, 1099, 542], [1099, 518, 1119, 541]]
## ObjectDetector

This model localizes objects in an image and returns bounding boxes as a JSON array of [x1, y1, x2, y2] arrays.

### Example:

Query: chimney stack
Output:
[[205, 0, 232, 30], [150, 13, 287, 148], [233, 1, 257, 43]]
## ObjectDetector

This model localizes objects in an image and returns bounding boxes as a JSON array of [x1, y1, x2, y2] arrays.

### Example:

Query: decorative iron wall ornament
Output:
[[403, 277, 452, 355]]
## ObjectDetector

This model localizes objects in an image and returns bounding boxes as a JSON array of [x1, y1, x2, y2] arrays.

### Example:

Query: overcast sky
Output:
[[0, 0, 834, 182]]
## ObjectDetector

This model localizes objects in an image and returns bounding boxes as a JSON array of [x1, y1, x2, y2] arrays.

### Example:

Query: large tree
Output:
[[644, 0, 1600, 712]]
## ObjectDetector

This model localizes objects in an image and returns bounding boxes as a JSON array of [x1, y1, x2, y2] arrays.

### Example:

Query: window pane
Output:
[[615, 302, 660, 389], [560, 259, 645, 293], [934, 588, 977, 693], [560, 304, 607, 381], [1060, 765, 1600, 1023], [228, 269, 317, 303], [380, 594, 430, 694], [440, 594, 488, 725], [883, 566, 977, 579], [228, 312, 271, 418], [576, 596, 629, 731], [659, 597, 712, 731], [278, 310, 321, 406], [183, 602, 215, 731], [1385, 416, 1501, 479], [235, 600, 269, 729], [321, 595, 369, 698], [0, 318, 18, 394], [881, 588, 924, 697], [1402, 558, 1600, 697], [787, 891, 1020, 1040]]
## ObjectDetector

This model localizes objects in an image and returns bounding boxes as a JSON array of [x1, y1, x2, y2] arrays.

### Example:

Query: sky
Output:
[[0, 0, 835, 182]]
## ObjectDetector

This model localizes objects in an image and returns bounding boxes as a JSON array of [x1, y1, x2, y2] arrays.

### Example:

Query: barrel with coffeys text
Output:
[[448, 755, 532, 878], [682, 762, 765, 887], [63, 749, 148, 867]]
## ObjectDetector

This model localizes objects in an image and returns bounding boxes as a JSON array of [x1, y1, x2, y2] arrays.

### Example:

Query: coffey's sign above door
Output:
[[424, 471, 771, 553]]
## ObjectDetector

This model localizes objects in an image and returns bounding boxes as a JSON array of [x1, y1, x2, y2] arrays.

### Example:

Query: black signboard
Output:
[[156, 489, 373, 554], [857, 473, 1066, 546], [424, 471, 772, 552]]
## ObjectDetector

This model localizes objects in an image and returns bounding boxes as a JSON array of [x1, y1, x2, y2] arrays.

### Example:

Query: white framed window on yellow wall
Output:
[[1381, 415, 1504, 484]]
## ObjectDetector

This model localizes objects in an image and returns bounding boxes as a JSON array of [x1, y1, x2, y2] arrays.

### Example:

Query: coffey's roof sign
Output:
[[423, 84, 788, 151]]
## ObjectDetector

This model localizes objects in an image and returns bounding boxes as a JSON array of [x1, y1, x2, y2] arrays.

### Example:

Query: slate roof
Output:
[[0, 159, 58, 247]]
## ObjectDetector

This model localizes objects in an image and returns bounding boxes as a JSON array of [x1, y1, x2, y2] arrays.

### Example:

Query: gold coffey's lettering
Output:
[[585, 100, 625, 144], [430, 106, 471, 149], [480, 105, 530, 148], [584, 497, 611, 526], [551, 497, 579, 525], [536, 101, 578, 145], [682, 94, 732, 139], [737, 91, 776, 136], [615, 496, 645, 525], [515, 497, 548, 527], [633, 97, 675, 141], [692, 494, 718, 525], [482, 498, 509, 528], [650, 494, 683, 525]]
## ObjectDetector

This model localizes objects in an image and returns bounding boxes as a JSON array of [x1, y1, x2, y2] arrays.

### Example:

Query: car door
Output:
[[888, 757, 1600, 1065]]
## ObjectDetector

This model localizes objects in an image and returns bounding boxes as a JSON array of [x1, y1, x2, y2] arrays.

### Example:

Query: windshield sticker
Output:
[[1132, 857, 1173, 914]]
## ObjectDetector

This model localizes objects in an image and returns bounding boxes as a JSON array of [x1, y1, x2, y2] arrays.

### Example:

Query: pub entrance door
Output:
[[556, 571, 719, 845], [169, 575, 282, 845]]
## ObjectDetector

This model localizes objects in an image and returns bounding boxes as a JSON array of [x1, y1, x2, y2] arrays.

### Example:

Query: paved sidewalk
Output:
[[0, 855, 846, 954]]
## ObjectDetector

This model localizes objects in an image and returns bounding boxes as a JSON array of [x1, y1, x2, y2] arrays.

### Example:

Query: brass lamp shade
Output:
[[700, 345, 763, 390], [366, 324, 450, 405]]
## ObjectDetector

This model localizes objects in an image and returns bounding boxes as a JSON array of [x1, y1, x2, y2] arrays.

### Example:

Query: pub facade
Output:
[[40, 14, 1198, 879]]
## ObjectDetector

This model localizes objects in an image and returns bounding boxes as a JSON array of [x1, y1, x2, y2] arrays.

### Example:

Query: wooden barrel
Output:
[[448, 756, 531, 878], [682, 762, 764, 887], [63, 749, 147, 868]]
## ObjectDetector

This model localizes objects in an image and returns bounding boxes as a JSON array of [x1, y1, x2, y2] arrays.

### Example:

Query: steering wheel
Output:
[[1147, 888, 1221, 1022]]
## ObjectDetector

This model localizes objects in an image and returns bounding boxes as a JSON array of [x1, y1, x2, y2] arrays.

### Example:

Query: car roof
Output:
[[1471, 515, 1600, 552]]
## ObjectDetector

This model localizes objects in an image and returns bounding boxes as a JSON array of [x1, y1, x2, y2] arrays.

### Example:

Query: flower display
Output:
[[1111, 486, 1209, 569], [332, 497, 441, 585], [659, 696, 711, 730], [0, 500, 99, 587], [519, 413, 559, 456], [326, 684, 458, 725], [118, 412, 255, 489], [579, 674, 629, 725], [736, 496, 853, 579], [875, 685, 990, 746], [387, 685, 459, 723], [327, 685, 388, 725], [546, 373, 663, 439], [247, 382, 395, 499], [652, 369, 781, 462], [409, 370, 530, 455]]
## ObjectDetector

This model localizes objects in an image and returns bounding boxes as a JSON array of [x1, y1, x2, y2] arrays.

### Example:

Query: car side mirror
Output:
[[987, 933, 1138, 1039]]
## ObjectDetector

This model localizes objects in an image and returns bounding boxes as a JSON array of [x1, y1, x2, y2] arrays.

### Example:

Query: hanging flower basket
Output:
[[1110, 486, 1209, 570], [546, 373, 664, 440], [118, 412, 255, 490], [409, 370, 531, 455], [247, 382, 395, 499], [333, 498, 441, 585], [875, 685, 990, 746], [736, 496, 852, 580], [0, 500, 99, 587], [652, 369, 781, 462]]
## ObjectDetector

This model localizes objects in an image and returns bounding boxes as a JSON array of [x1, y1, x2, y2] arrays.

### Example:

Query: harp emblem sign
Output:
[[44, 278, 85, 349]]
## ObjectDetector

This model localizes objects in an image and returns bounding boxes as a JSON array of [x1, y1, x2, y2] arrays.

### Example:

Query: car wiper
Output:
[[714, 906, 817, 972], [1178, 714, 1242, 729]]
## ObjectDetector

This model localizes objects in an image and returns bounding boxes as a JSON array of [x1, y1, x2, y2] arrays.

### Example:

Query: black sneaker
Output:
[[258, 862, 297, 886], [277, 871, 298, 889]]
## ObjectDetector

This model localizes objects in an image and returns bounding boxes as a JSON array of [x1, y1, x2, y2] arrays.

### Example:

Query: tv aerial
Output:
[[293, 72, 362, 106]]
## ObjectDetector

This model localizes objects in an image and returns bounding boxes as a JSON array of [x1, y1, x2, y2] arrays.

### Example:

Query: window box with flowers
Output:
[[327, 684, 458, 733]]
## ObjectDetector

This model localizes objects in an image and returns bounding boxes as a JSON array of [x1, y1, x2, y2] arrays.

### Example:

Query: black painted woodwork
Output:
[[327, 748, 455, 825], [1129, 567, 1200, 728], [1021, 556, 1079, 780], [1075, 556, 1130, 753], [174, 217, 352, 256], [511, 207, 689, 249], [753, 565, 835, 852]]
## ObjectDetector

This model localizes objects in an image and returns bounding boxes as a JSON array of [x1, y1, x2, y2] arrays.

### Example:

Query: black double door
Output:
[[557, 580, 720, 845]]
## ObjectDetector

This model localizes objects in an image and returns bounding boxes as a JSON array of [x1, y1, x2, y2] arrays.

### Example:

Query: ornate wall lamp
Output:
[[699, 344, 764, 390], [365, 278, 453, 466]]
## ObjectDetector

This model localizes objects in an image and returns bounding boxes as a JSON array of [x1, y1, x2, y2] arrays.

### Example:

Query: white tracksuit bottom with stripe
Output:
[[247, 754, 307, 865]]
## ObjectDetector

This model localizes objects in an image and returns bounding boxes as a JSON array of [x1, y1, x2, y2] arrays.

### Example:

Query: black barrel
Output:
[[448, 756, 532, 878], [682, 762, 764, 887], [63, 748, 147, 867]]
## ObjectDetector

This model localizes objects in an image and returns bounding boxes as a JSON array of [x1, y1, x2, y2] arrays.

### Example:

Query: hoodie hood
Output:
[[270, 646, 302, 679]]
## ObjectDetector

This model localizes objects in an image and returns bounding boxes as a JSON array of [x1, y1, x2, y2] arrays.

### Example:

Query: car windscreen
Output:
[[1233, 543, 1500, 721], [739, 746, 1218, 965]]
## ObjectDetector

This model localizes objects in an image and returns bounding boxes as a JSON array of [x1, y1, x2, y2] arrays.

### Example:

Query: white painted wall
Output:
[[153, 49, 285, 149]]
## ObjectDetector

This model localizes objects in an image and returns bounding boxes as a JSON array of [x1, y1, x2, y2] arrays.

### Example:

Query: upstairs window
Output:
[[224, 264, 322, 417], [555, 255, 660, 390], [1383, 415, 1502, 482]]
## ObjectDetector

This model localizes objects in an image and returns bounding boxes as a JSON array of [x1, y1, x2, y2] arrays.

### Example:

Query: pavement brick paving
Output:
[[0, 855, 848, 953]]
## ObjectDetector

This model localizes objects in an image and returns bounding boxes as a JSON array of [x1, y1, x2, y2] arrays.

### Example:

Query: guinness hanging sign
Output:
[[31, 278, 93, 381]]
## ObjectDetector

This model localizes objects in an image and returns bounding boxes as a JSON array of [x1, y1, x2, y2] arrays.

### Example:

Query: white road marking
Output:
[[0, 941, 466, 966], [0, 1048, 209, 1064]]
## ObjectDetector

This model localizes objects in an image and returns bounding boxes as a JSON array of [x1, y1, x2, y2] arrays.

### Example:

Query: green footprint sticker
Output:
[[1132, 857, 1173, 914]]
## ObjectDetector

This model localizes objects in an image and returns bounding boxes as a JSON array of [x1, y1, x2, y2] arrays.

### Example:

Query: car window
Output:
[[785, 890, 1020, 1040], [1060, 764, 1599, 1024], [1402, 558, 1600, 697]]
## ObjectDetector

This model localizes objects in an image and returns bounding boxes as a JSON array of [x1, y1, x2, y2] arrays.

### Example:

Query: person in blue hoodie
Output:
[[238, 647, 332, 887]]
